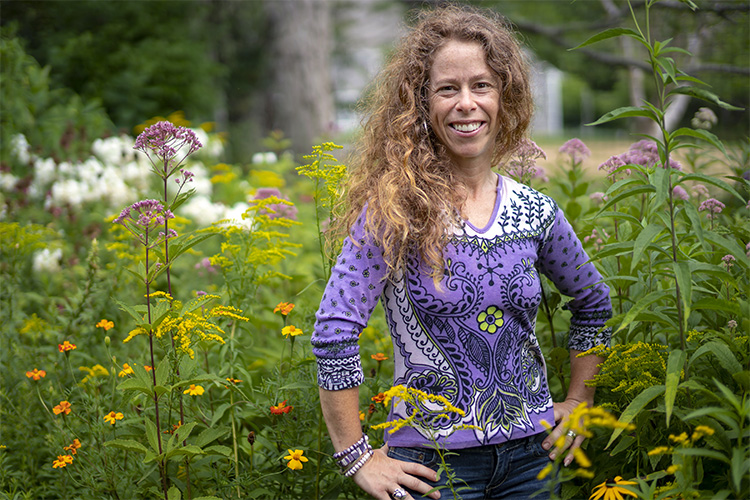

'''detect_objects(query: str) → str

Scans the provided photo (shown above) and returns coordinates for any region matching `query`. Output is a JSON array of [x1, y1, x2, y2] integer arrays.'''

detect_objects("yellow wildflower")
[[183, 384, 205, 396], [118, 363, 134, 377], [282, 325, 303, 338], [284, 449, 309, 470], [648, 446, 672, 456], [590, 476, 638, 500], [52, 454, 74, 468], [536, 463, 554, 480], [573, 447, 591, 468], [669, 432, 689, 445], [666, 465, 680, 475], [103, 411, 124, 425], [96, 319, 114, 331]]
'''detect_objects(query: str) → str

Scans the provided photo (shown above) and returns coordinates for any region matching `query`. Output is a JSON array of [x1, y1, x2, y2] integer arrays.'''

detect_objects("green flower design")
[[477, 306, 504, 334]]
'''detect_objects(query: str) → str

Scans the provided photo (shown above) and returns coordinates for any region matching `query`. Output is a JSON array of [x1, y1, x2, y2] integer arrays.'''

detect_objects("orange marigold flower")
[[118, 363, 134, 377], [273, 302, 295, 316], [226, 377, 242, 384], [58, 341, 77, 352], [26, 368, 47, 380], [281, 325, 303, 338], [96, 319, 114, 331], [183, 384, 205, 396], [52, 454, 74, 468], [270, 400, 293, 415], [53, 401, 71, 415], [64, 439, 82, 455], [144, 365, 153, 372], [371, 392, 386, 404], [103, 411, 124, 425], [371, 353, 389, 361], [359, 411, 366, 421]]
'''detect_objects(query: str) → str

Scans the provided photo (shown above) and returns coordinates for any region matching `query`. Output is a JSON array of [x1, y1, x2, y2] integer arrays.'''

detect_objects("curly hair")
[[331, 4, 533, 282]]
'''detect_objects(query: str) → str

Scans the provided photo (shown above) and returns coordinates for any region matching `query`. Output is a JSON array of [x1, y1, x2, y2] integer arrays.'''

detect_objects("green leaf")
[[145, 418, 160, 454], [167, 444, 204, 459], [170, 188, 196, 212], [571, 27, 645, 50], [595, 185, 657, 217], [682, 202, 707, 251], [204, 445, 232, 457], [167, 486, 181, 500], [607, 385, 666, 448], [675, 172, 746, 203], [704, 233, 750, 270], [665, 349, 686, 426], [668, 128, 726, 155], [630, 223, 663, 273], [593, 211, 643, 227], [115, 298, 145, 323], [614, 290, 670, 334], [117, 377, 152, 396], [672, 261, 692, 331], [194, 427, 229, 448], [668, 86, 744, 111], [689, 297, 739, 315], [673, 447, 729, 464], [209, 403, 231, 427], [587, 106, 659, 127], [690, 341, 742, 375], [104, 438, 149, 454]]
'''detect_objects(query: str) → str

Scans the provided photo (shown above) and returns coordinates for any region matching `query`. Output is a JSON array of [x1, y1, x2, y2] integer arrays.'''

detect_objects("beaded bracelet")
[[333, 434, 368, 460], [335, 435, 371, 469], [343, 448, 374, 477]]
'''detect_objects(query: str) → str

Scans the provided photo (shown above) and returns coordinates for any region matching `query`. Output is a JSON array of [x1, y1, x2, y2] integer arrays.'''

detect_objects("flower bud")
[[247, 431, 256, 446], [105, 336, 111, 346]]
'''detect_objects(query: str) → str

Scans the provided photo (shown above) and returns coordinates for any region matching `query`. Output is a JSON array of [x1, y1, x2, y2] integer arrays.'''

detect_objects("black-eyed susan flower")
[[589, 476, 638, 500], [26, 368, 46, 380], [52, 454, 73, 468], [96, 319, 114, 331], [183, 384, 204, 396], [104, 411, 124, 425], [53, 401, 71, 415], [58, 341, 76, 352], [281, 325, 303, 338], [283, 449, 308, 470]]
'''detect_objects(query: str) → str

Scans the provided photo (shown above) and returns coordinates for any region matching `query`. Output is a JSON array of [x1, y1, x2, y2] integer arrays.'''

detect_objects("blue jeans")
[[386, 432, 559, 500]]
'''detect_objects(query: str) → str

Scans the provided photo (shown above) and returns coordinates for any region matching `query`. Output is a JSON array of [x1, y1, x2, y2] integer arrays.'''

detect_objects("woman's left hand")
[[541, 399, 586, 467]]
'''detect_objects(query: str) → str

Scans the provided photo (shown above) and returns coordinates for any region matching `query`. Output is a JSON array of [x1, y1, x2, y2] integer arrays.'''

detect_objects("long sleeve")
[[312, 211, 388, 391], [536, 208, 612, 351]]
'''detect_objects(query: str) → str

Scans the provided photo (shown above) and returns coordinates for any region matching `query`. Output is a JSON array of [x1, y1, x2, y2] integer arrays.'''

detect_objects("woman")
[[311, 5, 612, 500]]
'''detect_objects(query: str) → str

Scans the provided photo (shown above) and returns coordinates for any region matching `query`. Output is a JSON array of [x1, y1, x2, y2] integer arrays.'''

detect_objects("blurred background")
[[1, 0, 748, 164]]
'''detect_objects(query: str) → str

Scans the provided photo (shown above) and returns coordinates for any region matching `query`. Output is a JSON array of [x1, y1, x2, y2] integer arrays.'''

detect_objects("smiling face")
[[428, 39, 501, 172]]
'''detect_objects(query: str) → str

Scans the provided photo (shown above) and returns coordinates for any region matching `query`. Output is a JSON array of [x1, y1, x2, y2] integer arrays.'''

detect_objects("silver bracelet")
[[343, 448, 373, 477]]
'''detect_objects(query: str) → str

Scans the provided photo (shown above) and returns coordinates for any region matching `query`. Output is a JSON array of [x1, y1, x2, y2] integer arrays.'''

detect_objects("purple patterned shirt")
[[312, 175, 612, 449]]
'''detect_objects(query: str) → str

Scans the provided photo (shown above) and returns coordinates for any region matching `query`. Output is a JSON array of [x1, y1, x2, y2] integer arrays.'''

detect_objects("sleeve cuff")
[[316, 354, 365, 391]]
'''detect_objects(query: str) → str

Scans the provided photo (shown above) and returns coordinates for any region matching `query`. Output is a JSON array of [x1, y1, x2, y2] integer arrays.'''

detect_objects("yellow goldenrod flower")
[[282, 325, 303, 338], [669, 432, 689, 445], [691, 425, 715, 441], [666, 465, 680, 475], [96, 319, 114, 331], [648, 446, 672, 456], [589, 476, 638, 500], [283, 449, 309, 470], [183, 384, 205, 396], [103, 411, 124, 425], [536, 463, 554, 480], [52, 454, 74, 468], [573, 447, 591, 468]]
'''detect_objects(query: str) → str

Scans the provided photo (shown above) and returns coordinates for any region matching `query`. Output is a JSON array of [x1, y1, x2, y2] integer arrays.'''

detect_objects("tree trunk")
[[265, 0, 335, 155]]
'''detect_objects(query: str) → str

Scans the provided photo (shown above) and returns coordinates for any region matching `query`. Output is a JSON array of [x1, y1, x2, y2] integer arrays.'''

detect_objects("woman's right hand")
[[352, 445, 441, 500]]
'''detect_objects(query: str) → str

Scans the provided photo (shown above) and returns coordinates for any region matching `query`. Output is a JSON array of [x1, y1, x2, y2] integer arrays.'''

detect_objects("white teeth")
[[452, 122, 481, 132]]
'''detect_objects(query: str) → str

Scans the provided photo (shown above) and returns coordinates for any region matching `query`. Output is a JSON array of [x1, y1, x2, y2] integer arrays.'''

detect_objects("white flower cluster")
[[4, 130, 257, 231]]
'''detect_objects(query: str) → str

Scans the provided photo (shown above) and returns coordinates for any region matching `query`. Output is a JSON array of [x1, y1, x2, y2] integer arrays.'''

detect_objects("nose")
[[455, 87, 477, 112]]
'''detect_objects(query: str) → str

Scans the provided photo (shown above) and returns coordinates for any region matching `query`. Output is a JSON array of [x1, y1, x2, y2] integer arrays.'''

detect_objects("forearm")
[[319, 386, 365, 451], [566, 350, 603, 407]]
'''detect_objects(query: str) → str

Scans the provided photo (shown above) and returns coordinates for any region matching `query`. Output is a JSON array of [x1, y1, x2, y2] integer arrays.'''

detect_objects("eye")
[[433, 84, 457, 95], [475, 81, 493, 90]]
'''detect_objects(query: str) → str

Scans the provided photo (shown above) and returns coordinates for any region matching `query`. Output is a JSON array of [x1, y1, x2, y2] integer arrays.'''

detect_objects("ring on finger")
[[391, 487, 407, 500], [566, 430, 577, 438]]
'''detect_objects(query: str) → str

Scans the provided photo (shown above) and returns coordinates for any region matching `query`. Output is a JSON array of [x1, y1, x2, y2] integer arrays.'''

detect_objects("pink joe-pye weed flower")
[[253, 187, 298, 221], [698, 198, 725, 220], [506, 139, 547, 185], [559, 138, 591, 165], [598, 155, 630, 182], [113, 199, 177, 247], [672, 185, 690, 201], [133, 121, 202, 178]]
